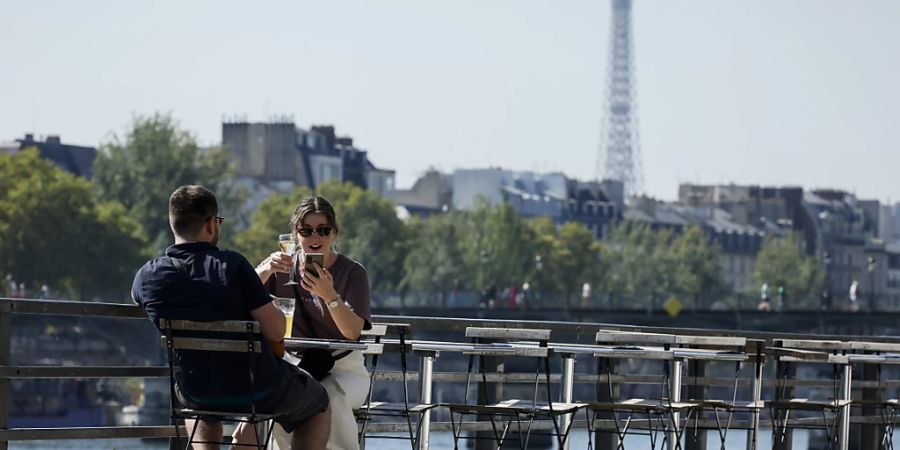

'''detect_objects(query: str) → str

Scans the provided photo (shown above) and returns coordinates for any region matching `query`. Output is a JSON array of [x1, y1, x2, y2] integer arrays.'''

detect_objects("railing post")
[[417, 351, 435, 450], [595, 357, 619, 449], [560, 353, 576, 450], [860, 363, 882, 450], [668, 358, 683, 450], [0, 304, 10, 450], [475, 354, 503, 450], [746, 342, 764, 450], [838, 362, 852, 450], [684, 360, 707, 450], [773, 358, 796, 450]]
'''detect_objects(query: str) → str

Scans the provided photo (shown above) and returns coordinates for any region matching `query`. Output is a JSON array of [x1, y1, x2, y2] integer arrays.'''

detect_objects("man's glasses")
[[297, 226, 332, 238], [208, 215, 225, 225]]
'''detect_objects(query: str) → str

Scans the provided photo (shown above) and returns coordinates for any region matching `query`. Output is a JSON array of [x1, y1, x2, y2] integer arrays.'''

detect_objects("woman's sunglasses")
[[297, 226, 333, 238]]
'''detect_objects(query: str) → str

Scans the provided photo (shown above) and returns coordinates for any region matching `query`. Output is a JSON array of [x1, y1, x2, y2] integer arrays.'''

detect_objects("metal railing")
[[3, 298, 900, 449]]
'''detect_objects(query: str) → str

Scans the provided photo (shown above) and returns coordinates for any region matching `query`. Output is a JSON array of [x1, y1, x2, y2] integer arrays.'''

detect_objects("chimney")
[[46, 135, 61, 145]]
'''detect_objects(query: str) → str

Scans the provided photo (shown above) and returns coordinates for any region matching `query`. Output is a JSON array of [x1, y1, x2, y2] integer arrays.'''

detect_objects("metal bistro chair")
[[161, 319, 278, 450], [846, 341, 900, 450], [768, 339, 853, 450], [674, 336, 759, 450], [442, 327, 584, 450], [356, 323, 435, 450], [589, 330, 697, 450]]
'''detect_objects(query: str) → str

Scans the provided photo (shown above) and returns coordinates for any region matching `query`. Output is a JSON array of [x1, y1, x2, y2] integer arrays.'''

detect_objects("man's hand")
[[255, 252, 293, 282], [269, 338, 285, 358]]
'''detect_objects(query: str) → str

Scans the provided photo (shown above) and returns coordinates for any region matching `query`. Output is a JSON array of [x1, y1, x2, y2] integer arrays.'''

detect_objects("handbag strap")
[[290, 284, 321, 338], [289, 284, 354, 361]]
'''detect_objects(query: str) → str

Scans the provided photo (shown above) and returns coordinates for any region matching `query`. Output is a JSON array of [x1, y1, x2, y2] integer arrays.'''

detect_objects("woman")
[[255, 195, 372, 450]]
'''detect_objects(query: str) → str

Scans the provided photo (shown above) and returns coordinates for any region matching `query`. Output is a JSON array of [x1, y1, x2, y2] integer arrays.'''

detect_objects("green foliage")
[[752, 232, 823, 308], [93, 113, 241, 254], [601, 222, 724, 309], [0, 148, 147, 299], [459, 201, 536, 297], [400, 212, 468, 304], [232, 181, 406, 293], [603, 222, 670, 306], [553, 222, 606, 303], [317, 181, 407, 293], [233, 187, 312, 264], [670, 225, 725, 307]]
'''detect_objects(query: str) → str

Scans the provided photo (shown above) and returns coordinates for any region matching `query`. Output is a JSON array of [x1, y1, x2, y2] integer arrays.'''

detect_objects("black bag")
[[290, 285, 346, 381], [297, 347, 335, 381]]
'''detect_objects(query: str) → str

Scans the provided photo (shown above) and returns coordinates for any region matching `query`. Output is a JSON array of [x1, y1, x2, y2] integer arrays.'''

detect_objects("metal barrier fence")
[[3, 298, 900, 449]]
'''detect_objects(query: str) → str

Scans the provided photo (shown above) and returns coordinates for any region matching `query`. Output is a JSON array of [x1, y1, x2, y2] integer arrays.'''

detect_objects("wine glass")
[[278, 234, 299, 286]]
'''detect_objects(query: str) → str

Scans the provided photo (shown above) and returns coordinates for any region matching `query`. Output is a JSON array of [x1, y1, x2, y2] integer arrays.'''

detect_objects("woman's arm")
[[255, 252, 293, 283], [300, 263, 367, 340]]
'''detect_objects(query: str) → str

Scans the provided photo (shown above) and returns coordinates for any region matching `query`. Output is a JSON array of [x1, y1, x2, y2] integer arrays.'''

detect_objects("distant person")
[[7, 278, 17, 298], [820, 289, 832, 311], [508, 284, 518, 310], [482, 283, 497, 309], [776, 285, 786, 311], [581, 282, 592, 308], [849, 280, 860, 312], [449, 278, 460, 308], [40, 284, 49, 300], [521, 282, 531, 309], [758, 283, 771, 311], [131, 185, 330, 450]]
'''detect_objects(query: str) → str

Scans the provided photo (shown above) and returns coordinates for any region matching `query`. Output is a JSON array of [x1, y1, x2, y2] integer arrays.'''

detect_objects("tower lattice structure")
[[598, 0, 642, 197]]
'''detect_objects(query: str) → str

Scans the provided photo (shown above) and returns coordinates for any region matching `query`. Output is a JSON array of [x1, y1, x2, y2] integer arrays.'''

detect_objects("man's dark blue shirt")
[[132, 242, 281, 406]]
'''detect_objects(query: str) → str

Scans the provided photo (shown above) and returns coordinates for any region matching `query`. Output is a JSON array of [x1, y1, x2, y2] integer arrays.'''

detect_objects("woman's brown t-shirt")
[[266, 253, 371, 340]]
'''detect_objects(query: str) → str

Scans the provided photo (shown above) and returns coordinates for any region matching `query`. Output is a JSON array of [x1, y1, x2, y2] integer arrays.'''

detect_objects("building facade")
[[13, 134, 97, 179], [449, 168, 619, 238], [222, 121, 395, 198]]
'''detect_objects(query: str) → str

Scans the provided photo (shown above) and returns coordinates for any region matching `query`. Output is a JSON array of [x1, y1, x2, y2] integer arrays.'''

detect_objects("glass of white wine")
[[278, 234, 299, 286]]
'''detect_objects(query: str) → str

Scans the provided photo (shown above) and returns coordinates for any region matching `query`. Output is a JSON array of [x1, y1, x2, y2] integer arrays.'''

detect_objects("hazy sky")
[[3, 1, 899, 201]]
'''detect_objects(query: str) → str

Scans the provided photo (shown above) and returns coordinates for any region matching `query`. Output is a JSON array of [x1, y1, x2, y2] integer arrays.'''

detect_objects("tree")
[[232, 187, 313, 265], [317, 181, 407, 294], [670, 225, 725, 309], [0, 149, 147, 300], [554, 222, 605, 305], [525, 218, 605, 306], [234, 181, 407, 294], [459, 201, 536, 303], [93, 113, 241, 254], [752, 232, 823, 308], [399, 212, 467, 305], [603, 222, 675, 309]]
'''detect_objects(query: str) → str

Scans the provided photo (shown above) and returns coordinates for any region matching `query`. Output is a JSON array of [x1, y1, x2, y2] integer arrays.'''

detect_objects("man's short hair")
[[169, 185, 218, 237]]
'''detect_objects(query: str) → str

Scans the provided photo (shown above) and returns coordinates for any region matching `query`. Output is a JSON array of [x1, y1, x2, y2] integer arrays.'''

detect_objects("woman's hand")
[[255, 252, 293, 282], [300, 263, 338, 302], [301, 262, 366, 340]]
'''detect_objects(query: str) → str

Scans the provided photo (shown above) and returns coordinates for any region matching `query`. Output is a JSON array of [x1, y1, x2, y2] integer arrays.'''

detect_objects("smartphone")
[[304, 253, 325, 278]]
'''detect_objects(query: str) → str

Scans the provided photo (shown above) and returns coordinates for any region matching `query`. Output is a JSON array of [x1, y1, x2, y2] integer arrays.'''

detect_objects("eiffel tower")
[[597, 0, 643, 197]]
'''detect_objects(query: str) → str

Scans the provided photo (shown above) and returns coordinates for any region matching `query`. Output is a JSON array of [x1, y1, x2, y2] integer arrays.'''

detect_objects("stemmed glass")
[[278, 234, 299, 286]]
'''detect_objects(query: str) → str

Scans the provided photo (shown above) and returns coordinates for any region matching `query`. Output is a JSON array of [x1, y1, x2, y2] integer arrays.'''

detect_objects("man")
[[132, 185, 330, 450]]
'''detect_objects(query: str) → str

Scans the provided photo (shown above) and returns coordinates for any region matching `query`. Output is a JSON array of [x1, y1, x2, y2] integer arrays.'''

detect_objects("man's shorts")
[[259, 362, 330, 433], [175, 361, 329, 434]]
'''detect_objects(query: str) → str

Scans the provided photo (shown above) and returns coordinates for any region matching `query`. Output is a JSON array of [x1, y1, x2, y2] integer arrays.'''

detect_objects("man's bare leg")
[[291, 407, 331, 450], [231, 421, 259, 447], [184, 419, 223, 450]]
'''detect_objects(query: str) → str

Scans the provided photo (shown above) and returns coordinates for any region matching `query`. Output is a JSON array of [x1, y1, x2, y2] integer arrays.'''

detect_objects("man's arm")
[[250, 301, 286, 343]]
